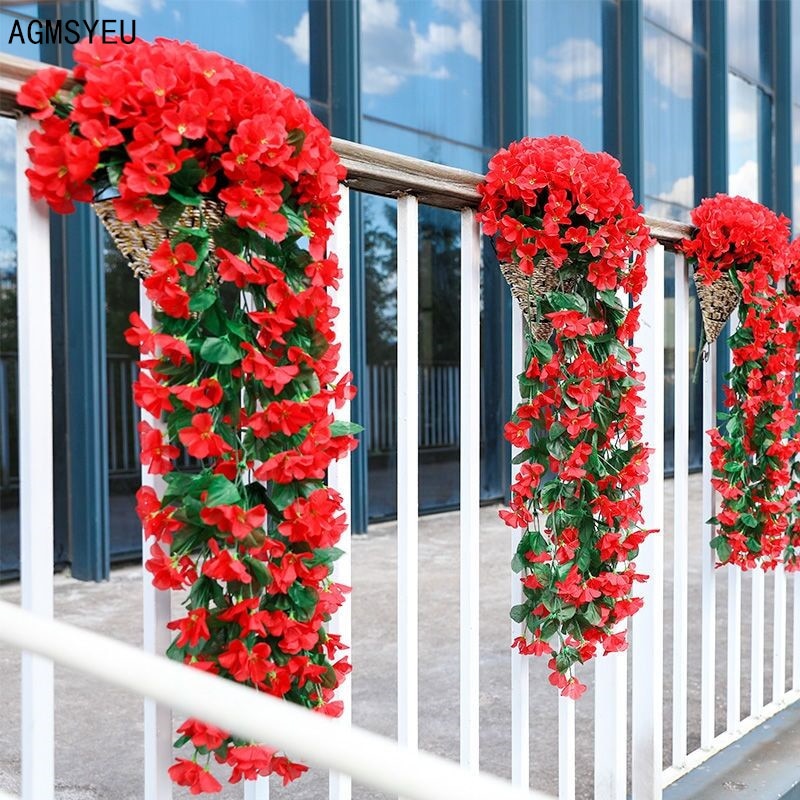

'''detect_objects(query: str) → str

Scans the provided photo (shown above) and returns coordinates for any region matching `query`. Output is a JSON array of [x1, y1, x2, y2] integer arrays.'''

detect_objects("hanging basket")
[[692, 270, 740, 345], [93, 198, 225, 278], [500, 256, 571, 341]]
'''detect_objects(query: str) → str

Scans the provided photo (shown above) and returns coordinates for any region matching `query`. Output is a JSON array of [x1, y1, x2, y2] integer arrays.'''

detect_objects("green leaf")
[[189, 288, 218, 313], [529, 341, 553, 363], [583, 602, 602, 626], [306, 547, 345, 567], [168, 187, 203, 207], [199, 337, 241, 365], [106, 161, 123, 187], [158, 202, 185, 229], [205, 475, 241, 506], [510, 604, 529, 624], [243, 555, 271, 587], [547, 292, 587, 313], [171, 157, 205, 190], [329, 420, 364, 437], [512, 447, 537, 465], [511, 552, 527, 573]]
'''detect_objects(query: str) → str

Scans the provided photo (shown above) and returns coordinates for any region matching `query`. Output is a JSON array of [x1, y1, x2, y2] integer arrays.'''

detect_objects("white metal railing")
[[0, 600, 552, 800], [3, 50, 800, 800]]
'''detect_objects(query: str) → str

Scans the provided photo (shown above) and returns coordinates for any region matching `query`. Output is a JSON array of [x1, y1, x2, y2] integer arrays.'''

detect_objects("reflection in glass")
[[643, 0, 692, 42], [360, 0, 482, 148], [794, 106, 800, 234], [363, 197, 466, 518], [726, 0, 761, 82], [643, 23, 694, 222], [794, 2, 800, 103], [663, 252, 703, 473], [727, 74, 759, 202], [527, 0, 605, 152], [0, 5, 42, 60], [97, 0, 310, 97], [0, 117, 19, 576]]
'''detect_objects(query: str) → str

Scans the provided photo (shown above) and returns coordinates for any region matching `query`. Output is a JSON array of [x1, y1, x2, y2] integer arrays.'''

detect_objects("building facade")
[[0, 0, 798, 579]]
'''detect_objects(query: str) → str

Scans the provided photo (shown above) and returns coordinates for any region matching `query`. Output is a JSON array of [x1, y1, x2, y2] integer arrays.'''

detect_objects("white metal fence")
[[3, 52, 800, 800]]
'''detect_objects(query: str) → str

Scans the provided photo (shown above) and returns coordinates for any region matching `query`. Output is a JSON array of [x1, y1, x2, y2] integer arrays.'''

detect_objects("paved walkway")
[[0, 475, 794, 799]]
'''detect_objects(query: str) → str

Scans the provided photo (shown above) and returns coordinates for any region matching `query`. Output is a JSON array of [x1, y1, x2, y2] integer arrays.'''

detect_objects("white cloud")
[[728, 160, 759, 202], [361, 0, 479, 96], [101, 0, 143, 14], [643, 35, 692, 99], [362, 0, 400, 32], [278, 12, 309, 66], [0, 121, 15, 165], [532, 38, 602, 85], [528, 83, 550, 117], [656, 173, 694, 208], [574, 81, 602, 102], [729, 106, 757, 143]]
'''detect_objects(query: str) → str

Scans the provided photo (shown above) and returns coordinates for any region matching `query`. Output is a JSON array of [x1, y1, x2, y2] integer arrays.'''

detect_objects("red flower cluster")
[[478, 136, 655, 699], [19, 36, 341, 259], [681, 195, 798, 570], [680, 194, 790, 286], [20, 38, 358, 795]]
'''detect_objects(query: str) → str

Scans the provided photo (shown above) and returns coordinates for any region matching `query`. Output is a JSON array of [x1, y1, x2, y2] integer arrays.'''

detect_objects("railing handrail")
[[0, 600, 552, 800], [0, 53, 692, 241]]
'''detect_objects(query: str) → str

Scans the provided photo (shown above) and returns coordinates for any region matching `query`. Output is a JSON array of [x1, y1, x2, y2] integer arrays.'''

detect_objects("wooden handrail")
[[0, 52, 693, 239]]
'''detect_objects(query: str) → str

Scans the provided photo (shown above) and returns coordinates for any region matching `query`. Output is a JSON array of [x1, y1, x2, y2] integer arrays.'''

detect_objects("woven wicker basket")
[[500, 256, 572, 341], [93, 198, 225, 277], [692, 271, 740, 344]]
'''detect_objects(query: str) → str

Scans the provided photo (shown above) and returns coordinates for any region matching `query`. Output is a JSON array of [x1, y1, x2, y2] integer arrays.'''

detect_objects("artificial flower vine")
[[680, 195, 796, 571], [19, 37, 358, 794], [478, 136, 655, 699]]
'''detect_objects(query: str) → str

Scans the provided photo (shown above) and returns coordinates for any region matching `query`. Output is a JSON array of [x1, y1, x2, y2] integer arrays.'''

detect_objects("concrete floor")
[[0, 475, 798, 799]]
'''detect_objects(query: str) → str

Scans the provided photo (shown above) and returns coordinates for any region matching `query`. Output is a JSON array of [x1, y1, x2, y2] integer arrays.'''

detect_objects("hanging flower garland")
[[679, 194, 795, 570], [19, 37, 359, 794], [477, 136, 655, 699], [784, 237, 800, 572]]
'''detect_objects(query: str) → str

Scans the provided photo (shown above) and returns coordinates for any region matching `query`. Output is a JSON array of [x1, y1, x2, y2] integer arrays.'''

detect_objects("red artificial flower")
[[179, 413, 232, 459], [167, 759, 222, 795]]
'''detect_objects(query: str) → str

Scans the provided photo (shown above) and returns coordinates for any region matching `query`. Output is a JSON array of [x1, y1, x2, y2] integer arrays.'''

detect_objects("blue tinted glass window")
[[1, 6, 42, 60], [794, 2, 800, 103], [728, 73, 760, 201], [527, 0, 605, 152], [96, 0, 310, 97], [727, 0, 761, 83], [643, 23, 695, 221], [793, 106, 800, 233], [643, 0, 692, 42], [360, 0, 482, 148]]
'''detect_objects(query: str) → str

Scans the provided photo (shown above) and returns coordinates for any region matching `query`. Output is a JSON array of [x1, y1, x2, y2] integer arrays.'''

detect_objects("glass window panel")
[[643, 0, 692, 43], [362, 197, 463, 518], [360, 0, 482, 148], [0, 116, 20, 576], [643, 24, 694, 222], [727, 73, 760, 201], [96, 0, 310, 97], [526, 0, 605, 152], [794, 1, 800, 103], [362, 116, 487, 171], [793, 105, 800, 233], [726, 0, 761, 83], [1, 7, 41, 60]]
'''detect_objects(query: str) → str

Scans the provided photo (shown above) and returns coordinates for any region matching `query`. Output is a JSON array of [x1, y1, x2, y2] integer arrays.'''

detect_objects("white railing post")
[[16, 114, 55, 800], [140, 287, 174, 800], [632, 243, 665, 800], [397, 194, 420, 755], [772, 563, 787, 702], [671, 252, 690, 768], [559, 697, 576, 800], [509, 301, 529, 789], [725, 326, 741, 734], [328, 184, 353, 800], [700, 331, 718, 748], [793, 574, 800, 691], [594, 635, 626, 800], [459, 208, 481, 772]]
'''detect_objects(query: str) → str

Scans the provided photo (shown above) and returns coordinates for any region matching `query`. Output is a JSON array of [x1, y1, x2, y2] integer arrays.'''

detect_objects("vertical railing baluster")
[[459, 208, 481, 772], [140, 286, 174, 800], [17, 115, 55, 800], [509, 300, 529, 788], [793, 574, 800, 691], [671, 252, 690, 767], [772, 563, 787, 702], [751, 569, 765, 714], [328, 184, 353, 800], [726, 324, 741, 734], [700, 318, 717, 748], [397, 195, 420, 761], [559, 696, 576, 800], [632, 243, 665, 800]]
